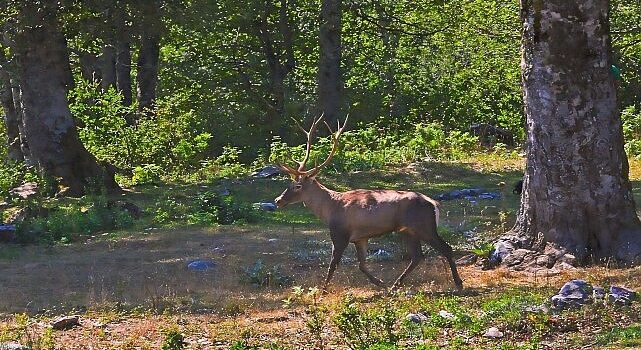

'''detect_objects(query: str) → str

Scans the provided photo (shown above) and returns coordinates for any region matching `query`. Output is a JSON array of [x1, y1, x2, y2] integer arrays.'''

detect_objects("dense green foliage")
[[0, 0, 640, 182]]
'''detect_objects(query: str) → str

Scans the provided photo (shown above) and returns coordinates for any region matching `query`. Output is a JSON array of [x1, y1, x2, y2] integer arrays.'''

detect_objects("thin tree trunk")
[[13, 1, 119, 195], [114, 4, 132, 107], [255, 0, 296, 128], [79, 51, 101, 83], [116, 41, 132, 107], [0, 51, 22, 162], [497, 0, 641, 268], [318, 0, 342, 123], [136, 32, 160, 114], [99, 45, 117, 92]]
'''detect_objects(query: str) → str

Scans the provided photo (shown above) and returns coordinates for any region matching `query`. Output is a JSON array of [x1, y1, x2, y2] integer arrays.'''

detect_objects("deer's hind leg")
[[420, 228, 464, 291], [391, 235, 424, 290], [354, 240, 385, 286]]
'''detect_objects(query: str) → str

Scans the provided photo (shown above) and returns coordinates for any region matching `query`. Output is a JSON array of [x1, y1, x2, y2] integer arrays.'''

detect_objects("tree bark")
[[116, 41, 132, 107], [13, 2, 119, 195], [497, 0, 641, 267], [135, 1, 162, 115], [318, 0, 342, 124], [114, 4, 132, 107], [99, 44, 117, 92], [255, 0, 296, 127], [0, 51, 23, 162]]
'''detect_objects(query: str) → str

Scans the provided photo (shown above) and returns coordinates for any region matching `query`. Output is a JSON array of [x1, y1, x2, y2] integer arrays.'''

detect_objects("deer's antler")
[[307, 115, 348, 177], [278, 114, 348, 178]]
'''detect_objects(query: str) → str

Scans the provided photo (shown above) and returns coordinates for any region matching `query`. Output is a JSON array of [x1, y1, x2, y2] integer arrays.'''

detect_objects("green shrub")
[[132, 164, 164, 185], [334, 295, 400, 350], [622, 105, 641, 157], [596, 325, 641, 346], [161, 328, 185, 350], [17, 195, 136, 243], [243, 259, 293, 287], [269, 122, 479, 174]]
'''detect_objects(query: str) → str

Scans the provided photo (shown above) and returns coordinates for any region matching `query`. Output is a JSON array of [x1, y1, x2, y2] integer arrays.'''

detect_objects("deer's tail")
[[423, 196, 441, 227]]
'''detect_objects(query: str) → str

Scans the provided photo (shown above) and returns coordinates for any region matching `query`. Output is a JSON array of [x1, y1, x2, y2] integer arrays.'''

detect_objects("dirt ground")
[[0, 225, 460, 314], [1, 225, 639, 349]]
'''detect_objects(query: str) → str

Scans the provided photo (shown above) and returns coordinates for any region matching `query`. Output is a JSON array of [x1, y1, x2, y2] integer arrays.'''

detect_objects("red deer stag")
[[274, 116, 463, 291]]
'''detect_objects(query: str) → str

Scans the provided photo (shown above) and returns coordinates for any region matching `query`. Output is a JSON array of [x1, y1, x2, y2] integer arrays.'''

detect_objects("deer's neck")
[[301, 179, 340, 224]]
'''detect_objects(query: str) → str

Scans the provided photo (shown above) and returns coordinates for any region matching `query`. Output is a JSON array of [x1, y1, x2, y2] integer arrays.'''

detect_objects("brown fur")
[[275, 176, 463, 290]]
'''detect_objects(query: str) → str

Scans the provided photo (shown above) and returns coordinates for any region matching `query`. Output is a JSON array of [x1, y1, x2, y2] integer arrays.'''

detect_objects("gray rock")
[[550, 279, 592, 310], [250, 166, 282, 178], [593, 286, 606, 300], [523, 304, 550, 314], [438, 310, 455, 320], [368, 249, 393, 261], [488, 240, 513, 266], [187, 260, 216, 271], [0, 342, 29, 350], [502, 249, 534, 267], [9, 182, 38, 199], [557, 253, 577, 266], [535, 255, 552, 267], [51, 315, 80, 330], [253, 202, 277, 211], [608, 286, 636, 306], [406, 312, 428, 323], [483, 327, 504, 338]]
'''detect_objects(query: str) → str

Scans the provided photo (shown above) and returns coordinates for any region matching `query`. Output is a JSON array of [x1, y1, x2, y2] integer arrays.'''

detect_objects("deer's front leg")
[[355, 239, 384, 286], [323, 231, 349, 291]]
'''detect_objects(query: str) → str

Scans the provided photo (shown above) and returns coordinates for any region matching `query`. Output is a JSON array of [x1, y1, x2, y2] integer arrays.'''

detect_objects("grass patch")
[[597, 324, 641, 347]]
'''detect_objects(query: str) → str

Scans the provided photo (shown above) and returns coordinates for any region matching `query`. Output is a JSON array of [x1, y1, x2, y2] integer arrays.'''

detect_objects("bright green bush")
[[269, 122, 479, 174], [622, 105, 641, 157], [17, 195, 135, 243]]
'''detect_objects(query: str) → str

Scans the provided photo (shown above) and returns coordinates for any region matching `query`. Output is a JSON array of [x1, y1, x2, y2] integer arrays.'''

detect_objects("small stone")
[[502, 249, 533, 267], [253, 202, 277, 211], [456, 254, 478, 266], [51, 315, 80, 330], [250, 165, 282, 178], [557, 253, 576, 266], [608, 286, 636, 306], [9, 182, 38, 199], [187, 260, 216, 271], [550, 279, 592, 310], [535, 255, 552, 267], [438, 310, 455, 320], [368, 249, 393, 261], [0, 342, 29, 350], [593, 286, 606, 300], [553, 261, 576, 271], [406, 313, 428, 323], [484, 327, 504, 338]]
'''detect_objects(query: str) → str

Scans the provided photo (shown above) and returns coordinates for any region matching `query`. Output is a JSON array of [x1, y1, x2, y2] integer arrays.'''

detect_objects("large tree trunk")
[[0, 50, 23, 162], [318, 0, 342, 124], [496, 0, 641, 269], [13, 2, 119, 196]]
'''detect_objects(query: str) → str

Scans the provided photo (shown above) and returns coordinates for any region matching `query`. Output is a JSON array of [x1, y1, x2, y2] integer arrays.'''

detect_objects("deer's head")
[[274, 115, 347, 208]]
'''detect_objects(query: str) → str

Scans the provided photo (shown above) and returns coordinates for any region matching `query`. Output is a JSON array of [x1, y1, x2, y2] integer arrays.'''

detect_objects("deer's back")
[[335, 189, 437, 239]]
